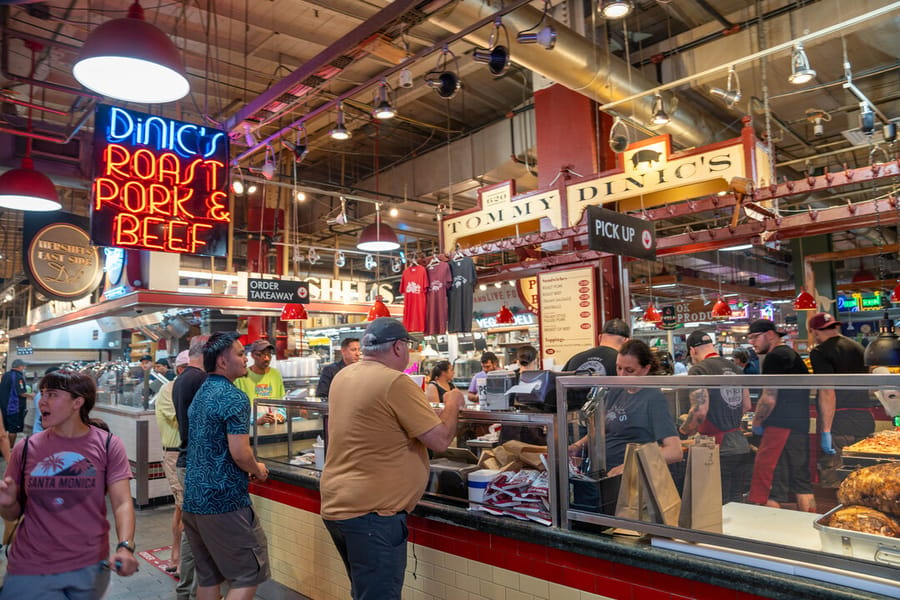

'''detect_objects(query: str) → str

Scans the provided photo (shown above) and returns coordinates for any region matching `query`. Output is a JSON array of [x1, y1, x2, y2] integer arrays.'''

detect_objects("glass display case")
[[252, 398, 329, 472]]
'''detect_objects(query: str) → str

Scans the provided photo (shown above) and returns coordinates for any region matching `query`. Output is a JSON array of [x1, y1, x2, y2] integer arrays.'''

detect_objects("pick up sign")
[[586, 205, 656, 260]]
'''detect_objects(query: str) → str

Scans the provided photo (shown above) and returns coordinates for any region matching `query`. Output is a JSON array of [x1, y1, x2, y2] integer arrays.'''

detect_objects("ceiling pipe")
[[426, 0, 726, 149]]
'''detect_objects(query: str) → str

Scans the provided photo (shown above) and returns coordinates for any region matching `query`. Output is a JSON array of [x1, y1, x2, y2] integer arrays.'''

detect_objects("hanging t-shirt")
[[5, 427, 133, 576], [448, 256, 476, 333], [425, 260, 452, 336], [401, 264, 429, 333]]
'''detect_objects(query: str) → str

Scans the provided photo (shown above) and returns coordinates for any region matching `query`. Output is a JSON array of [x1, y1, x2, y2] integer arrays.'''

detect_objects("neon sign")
[[91, 105, 229, 257]]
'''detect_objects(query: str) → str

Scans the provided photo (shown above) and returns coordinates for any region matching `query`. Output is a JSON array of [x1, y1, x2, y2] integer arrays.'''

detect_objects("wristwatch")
[[116, 540, 136, 553]]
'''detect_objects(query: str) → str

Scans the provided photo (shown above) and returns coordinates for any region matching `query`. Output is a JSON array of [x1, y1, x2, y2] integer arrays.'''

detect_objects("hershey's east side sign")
[[441, 130, 766, 252]]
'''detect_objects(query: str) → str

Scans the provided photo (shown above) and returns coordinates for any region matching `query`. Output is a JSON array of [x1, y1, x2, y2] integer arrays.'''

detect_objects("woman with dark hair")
[[603, 339, 681, 476], [424, 360, 456, 404], [516, 345, 539, 371], [0, 371, 138, 599]]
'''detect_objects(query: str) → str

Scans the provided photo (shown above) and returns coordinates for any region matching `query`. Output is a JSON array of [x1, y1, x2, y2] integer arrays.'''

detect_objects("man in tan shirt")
[[320, 318, 463, 600]]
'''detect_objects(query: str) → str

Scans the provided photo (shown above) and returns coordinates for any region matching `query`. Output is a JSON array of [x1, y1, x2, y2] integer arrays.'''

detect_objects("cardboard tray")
[[814, 505, 900, 565]]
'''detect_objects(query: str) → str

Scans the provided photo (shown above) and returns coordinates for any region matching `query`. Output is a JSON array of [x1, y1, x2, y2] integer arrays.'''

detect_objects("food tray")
[[841, 450, 900, 469], [814, 505, 900, 565]]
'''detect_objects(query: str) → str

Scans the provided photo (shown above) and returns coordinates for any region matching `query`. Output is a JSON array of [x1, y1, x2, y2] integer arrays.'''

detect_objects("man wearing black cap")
[[746, 319, 815, 512], [563, 317, 631, 376], [680, 330, 752, 503], [0, 358, 31, 448], [807, 312, 872, 488], [320, 318, 464, 600]]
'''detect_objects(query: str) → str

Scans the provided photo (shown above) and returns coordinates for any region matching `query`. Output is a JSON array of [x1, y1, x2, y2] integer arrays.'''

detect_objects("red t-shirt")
[[402, 264, 429, 333], [5, 426, 133, 575]]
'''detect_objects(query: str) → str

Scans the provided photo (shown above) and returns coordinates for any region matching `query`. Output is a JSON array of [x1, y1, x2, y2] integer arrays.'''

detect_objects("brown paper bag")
[[614, 443, 650, 526], [678, 442, 723, 532], [635, 442, 682, 527]]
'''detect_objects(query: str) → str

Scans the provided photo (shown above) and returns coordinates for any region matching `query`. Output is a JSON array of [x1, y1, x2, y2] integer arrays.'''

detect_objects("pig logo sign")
[[626, 141, 666, 173]]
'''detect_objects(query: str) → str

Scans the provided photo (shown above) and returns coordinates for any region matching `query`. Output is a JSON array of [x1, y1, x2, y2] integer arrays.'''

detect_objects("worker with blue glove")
[[807, 312, 873, 488]]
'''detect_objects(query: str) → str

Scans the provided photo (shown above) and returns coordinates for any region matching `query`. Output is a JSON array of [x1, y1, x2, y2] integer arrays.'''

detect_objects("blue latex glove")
[[821, 431, 836, 455], [751, 425, 765, 436]]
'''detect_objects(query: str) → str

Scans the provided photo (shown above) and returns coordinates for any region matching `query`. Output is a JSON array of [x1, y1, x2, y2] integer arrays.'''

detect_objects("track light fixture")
[[326, 197, 349, 226], [372, 79, 396, 120], [391, 256, 402, 273], [424, 45, 461, 100], [859, 102, 876, 135], [282, 125, 308, 163], [329, 103, 351, 140], [335, 251, 346, 268], [260, 145, 276, 180], [517, 0, 556, 50], [709, 66, 742, 109], [788, 42, 816, 85], [307, 248, 320, 265], [650, 93, 670, 126], [598, 0, 633, 19], [473, 17, 511, 76], [243, 123, 257, 148], [365, 254, 376, 271], [608, 116, 630, 153]]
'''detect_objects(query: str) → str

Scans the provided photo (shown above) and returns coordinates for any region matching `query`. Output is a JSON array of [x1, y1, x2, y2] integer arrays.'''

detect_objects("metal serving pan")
[[814, 505, 900, 566]]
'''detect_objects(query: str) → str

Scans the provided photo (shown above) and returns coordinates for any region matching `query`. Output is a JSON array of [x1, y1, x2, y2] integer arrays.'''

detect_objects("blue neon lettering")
[[105, 106, 226, 159]]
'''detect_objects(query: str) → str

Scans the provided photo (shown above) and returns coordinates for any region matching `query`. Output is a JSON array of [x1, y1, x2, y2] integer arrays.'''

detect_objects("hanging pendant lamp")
[[642, 303, 662, 323], [0, 157, 61, 211], [890, 282, 900, 303], [496, 305, 515, 324], [73, 1, 189, 103], [793, 288, 817, 310], [711, 298, 732, 319], [357, 204, 400, 251], [281, 303, 308, 321], [367, 295, 391, 321]]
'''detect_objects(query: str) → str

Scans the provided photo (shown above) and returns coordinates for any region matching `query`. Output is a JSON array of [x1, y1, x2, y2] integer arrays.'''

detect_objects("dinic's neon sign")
[[91, 105, 230, 257]]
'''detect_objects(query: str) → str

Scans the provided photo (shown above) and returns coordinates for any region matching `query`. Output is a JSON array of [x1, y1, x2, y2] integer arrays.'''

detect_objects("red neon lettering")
[[190, 223, 213, 253], [105, 144, 130, 178], [158, 153, 180, 186], [114, 213, 140, 246], [141, 216, 166, 250], [204, 160, 225, 190], [181, 158, 201, 186], [173, 187, 196, 219], [207, 191, 229, 221], [148, 184, 170, 215], [167, 220, 190, 252], [94, 177, 120, 210], [122, 181, 147, 213], [132, 148, 156, 180]]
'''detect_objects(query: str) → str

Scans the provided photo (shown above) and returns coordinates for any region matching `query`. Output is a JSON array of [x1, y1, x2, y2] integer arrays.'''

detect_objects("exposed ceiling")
[[0, 0, 897, 320]]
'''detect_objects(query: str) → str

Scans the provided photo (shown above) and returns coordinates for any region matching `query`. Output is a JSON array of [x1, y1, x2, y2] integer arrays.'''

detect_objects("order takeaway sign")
[[90, 105, 230, 257]]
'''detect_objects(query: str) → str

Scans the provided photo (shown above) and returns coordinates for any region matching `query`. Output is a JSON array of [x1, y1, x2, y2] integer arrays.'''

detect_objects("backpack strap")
[[18, 435, 29, 512]]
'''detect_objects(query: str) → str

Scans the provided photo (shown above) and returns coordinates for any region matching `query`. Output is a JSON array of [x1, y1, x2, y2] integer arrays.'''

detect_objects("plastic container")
[[313, 439, 325, 470], [468, 469, 499, 509]]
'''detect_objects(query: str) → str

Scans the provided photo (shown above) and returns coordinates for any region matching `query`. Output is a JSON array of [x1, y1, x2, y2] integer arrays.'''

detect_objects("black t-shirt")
[[604, 387, 678, 469], [688, 355, 745, 432], [315, 359, 346, 398], [173, 365, 209, 467], [563, 345, 618, 376], [809, 335, 871, 408], [760, 345, 810, 432], [448, 256, 476, 333]]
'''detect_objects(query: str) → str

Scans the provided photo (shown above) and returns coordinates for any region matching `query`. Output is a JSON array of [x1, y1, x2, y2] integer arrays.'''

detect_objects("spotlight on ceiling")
[[282, 125, 308, 163], [389, 206, 399, 218], [329, 103, 351, 140], [260, 145, 276, 180], [391, 256, 402, 273], [424, 45, 461, 100], [72, 1, 189, 103], [335, 251, 346, 268], [307, 248, 320, 265], [788, 42, 816, 85], [598, 0, 633, 19], [243, 123, 257, 148], [516, 0, 556, 50], [247, 182, 258, 195], [473, 17, 511, 76], [231, 167, 245, 195], [859, 102, 876, 135], [295, 190, 306, 202], [372, 80, 396, 120], [608, 116, 630, 153], [364, 254, 376, 271], [650, 93, 670, 126], [709, 66, 741, 108]]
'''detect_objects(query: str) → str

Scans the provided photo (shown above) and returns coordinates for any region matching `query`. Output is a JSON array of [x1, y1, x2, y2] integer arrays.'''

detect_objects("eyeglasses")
[[391, 339, 418, 351]]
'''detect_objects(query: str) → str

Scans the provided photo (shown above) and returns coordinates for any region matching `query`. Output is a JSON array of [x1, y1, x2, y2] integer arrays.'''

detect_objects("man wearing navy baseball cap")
[[746, 319, 815, 512], [807, 312, 871, 487]]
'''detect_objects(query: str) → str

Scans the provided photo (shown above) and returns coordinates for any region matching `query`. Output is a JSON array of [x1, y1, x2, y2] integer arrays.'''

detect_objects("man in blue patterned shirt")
[[182, 332, 270, 600]]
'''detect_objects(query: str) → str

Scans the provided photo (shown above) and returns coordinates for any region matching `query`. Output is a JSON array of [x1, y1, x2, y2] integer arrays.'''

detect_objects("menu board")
[[538, 266, 598, 368]]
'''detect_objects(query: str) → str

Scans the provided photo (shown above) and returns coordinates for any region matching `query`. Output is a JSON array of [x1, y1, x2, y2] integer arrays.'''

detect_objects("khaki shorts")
[[182, 506, 270, 589], [162, 450, 184, 508]]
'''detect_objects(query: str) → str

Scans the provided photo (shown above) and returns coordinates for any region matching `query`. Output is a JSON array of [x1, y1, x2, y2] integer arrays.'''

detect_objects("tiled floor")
[[1, 500, 310, 600]]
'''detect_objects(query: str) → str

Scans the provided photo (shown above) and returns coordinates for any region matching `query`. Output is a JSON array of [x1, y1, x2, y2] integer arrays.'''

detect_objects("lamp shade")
[[864, 314, 900, 369], [72, 1, 189, 103], [793, 288, 817, 310], [891, 282, 900, 303], [642, 303, 662, 323], [711, 298, 733, 319], [496, 305, 515, 324], [280, 303, 308, 321], [357, 222, 400, 251], [367, 296, 391, 321], [0, 158, 61, 211]]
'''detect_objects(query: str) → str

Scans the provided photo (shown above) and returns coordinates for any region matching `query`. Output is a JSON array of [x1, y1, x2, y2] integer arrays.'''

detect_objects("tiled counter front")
[[251, 475, 878, 600]]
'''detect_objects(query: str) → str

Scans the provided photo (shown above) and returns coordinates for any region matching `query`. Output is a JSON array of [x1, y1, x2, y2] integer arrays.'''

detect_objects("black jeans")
[[323, 512, 408, 600]]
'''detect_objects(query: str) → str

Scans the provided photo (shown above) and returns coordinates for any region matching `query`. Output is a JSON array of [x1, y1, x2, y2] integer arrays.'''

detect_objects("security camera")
[[609, 135, 628, 153]]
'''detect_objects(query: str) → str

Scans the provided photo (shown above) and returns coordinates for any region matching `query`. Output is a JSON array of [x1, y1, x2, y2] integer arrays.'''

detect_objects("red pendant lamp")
[[73, 1, 189, 103], [367, 295, 391, 320], [711, 298, 733, 319], [793, 288, 817, 310], [281, 303, 308, 321], [642, 303, 662, 323], [496, 305, 515, 324], [891, 282, 900, 303]]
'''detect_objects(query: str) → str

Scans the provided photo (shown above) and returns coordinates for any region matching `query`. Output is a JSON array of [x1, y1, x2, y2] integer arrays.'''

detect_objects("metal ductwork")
[[427, 0, 729, 149]]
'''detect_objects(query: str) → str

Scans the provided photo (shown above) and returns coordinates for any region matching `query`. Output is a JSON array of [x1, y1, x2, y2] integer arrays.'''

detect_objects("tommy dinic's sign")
[[441, 128, 769, 254]]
